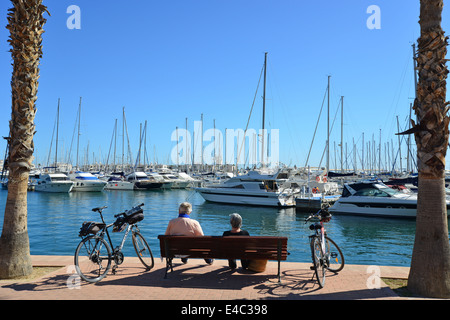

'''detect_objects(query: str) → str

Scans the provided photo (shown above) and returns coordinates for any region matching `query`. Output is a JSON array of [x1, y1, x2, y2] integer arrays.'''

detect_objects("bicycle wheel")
[[74, 235, 112, 283], [132, 231, 154, 270], [310, 236, 326, 288], [324, 236, 345, 272]]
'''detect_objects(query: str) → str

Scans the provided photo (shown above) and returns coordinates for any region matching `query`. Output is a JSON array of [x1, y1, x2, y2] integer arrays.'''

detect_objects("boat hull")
[[133, 181, 164, 190], [34, 182, 74, 193], [195, 188, 295, 207], [71, 181, 106, 192], [330, 198, 450, 218], [104, 181, 134, 190]]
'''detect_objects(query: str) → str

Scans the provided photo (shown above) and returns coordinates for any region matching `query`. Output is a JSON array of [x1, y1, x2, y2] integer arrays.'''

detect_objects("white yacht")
[[282, 173, 341, 211], [103, 173, 134, 190], [329, 181, 450, 218], [68, 171, 107, 192], [194, 170, 296, 207], [146, 172, 173, 189], [126, 172, 164, 190], [34, 173, 74, 193], [159, 172, 191, 189]]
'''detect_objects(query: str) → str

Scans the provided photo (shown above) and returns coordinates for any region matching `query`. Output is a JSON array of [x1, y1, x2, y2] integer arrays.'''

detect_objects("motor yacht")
[[68, 171, 107, 192], [126, 171, 164, 190], [146, 172, 173, 189], [103, 173, 135, 190], [159, 172, 191, 189], [329, 180, 450, 218], [33, 173, 74, 193], [194, 170, 296, 207]]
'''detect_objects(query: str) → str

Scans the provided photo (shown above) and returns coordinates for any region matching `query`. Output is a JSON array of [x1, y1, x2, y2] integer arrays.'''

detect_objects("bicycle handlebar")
[[114, 203, 145, 218], [305, 208, 332, 224]]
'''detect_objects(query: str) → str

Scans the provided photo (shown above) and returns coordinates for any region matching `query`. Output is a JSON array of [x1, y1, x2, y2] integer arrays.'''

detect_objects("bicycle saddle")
[[92, 206, 107, 212]]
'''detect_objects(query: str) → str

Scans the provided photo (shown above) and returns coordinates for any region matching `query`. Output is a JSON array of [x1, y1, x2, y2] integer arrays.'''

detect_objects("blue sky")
[[0, 1, 449, 171]]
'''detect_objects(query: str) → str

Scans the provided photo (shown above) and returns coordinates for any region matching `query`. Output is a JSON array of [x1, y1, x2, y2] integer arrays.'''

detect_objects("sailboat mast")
[[327, 76, 331, 174], [55, 98, 60, 171], [261, 52, 267, 167], [76, 97, 82, 170]]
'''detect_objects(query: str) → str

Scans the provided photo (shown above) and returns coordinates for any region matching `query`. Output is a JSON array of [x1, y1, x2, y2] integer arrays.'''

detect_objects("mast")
[[55, 98, 60, 171], [76, 97, 82, 170], [340, 96, 344, 173], [122, 107, 125, 171], [326, 76, 331, 174], [261, 52, 267, 167]]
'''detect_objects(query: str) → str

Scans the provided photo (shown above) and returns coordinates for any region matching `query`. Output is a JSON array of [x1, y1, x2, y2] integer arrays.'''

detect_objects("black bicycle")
[[74, 203, 154, 283], [305, 206, 344, 288]]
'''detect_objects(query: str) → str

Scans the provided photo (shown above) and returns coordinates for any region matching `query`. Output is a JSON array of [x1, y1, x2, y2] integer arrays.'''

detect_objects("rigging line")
[[238, 64, 264, 165], [67, 106, 80, 164], [46, 113, 57, 167], [267, 59, 301, 164], [318, 97, 342, 169], [305, 85, 328, 167]]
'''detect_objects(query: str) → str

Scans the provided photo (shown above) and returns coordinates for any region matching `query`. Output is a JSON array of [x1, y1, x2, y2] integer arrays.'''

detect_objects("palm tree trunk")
[[408, 0, 450, 298], [0, 0, 48, 279]]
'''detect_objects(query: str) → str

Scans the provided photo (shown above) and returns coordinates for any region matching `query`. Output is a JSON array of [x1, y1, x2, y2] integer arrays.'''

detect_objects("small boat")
[[104, 173, 134, 190], [33, 173, 74, 193], [68, 171, 107, 192], [329, 180, 450, 218]]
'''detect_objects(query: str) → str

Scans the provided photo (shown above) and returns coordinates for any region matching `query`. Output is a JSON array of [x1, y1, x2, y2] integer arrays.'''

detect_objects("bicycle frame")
[[98, 221, 137, 254], [90, 209, 138, 256]]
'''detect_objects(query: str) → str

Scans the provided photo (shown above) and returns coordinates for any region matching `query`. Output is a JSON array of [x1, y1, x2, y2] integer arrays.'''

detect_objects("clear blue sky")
[[0, 1, 449, 170]]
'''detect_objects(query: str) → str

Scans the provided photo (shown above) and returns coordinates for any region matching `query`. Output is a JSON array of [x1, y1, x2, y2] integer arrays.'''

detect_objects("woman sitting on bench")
[[222, 213, 250, 270]]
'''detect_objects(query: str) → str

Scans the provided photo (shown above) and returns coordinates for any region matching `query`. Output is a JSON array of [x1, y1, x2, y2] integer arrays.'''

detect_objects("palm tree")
[[0, 0, 48, 279], [407, 0, 450, 298]]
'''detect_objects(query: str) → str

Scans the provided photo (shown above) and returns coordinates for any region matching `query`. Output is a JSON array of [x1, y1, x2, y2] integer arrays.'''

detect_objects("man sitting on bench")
[[164, 202, 213, 265]]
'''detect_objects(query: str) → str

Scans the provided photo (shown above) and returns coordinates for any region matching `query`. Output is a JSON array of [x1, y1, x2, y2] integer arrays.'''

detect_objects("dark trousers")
[[228, 259, 249, 269], [181, 258, 213, 264]]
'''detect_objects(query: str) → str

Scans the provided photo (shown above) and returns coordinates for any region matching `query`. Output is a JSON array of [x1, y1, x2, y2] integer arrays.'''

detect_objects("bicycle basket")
[[113, 217, 128, 232], [125, 208, 144, 225], [79, 221, 105, 237]]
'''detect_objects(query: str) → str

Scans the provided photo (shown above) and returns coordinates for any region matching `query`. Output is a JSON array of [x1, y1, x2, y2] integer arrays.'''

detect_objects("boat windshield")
[[375, 184, 400, 196]]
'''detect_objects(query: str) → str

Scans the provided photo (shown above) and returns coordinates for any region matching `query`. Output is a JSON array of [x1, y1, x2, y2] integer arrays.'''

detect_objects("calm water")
[[0, 188, 444, 267]]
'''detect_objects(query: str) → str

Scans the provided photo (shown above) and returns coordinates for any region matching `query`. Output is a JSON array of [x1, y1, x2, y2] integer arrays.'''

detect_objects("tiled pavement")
[[0, 255, 414, 301]]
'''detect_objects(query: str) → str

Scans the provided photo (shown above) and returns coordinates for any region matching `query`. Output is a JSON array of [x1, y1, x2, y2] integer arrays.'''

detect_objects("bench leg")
[[277, 259, 281, 283], [164, 258, 173, 279]]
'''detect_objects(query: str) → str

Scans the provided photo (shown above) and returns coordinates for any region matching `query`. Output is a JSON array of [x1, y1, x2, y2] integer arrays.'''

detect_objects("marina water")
[[1, 188, 445, 267]]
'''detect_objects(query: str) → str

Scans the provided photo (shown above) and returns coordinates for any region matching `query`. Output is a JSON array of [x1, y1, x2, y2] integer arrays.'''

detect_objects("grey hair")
[[229, 213, 242, 229], [179, 202, 192, 214]]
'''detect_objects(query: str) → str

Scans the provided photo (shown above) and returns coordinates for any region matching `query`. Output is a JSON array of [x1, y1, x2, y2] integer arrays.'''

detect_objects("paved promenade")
[[0, 255, 415, 302]]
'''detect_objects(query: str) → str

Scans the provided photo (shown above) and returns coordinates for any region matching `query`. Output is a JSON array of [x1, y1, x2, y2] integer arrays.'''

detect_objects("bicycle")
[[305, 205, 344, 288], [74, 203, 154, 283]]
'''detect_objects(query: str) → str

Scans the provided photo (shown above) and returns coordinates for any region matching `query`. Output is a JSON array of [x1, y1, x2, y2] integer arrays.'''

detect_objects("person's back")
[[164, 202, 212, 265], [165, 215, 203, 236], [222, 213, 250, 270]]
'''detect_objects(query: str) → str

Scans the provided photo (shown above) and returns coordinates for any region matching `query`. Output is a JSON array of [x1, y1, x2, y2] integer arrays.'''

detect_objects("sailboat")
[[67, 98, 106, 192], [34, 99, 74, 193], [195, 53, 296, 207]]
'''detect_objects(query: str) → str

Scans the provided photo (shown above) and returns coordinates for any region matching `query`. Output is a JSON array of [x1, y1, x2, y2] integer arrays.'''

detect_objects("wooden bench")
[[158, 235, 288, 282]]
